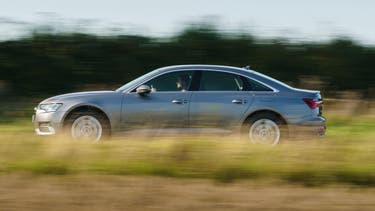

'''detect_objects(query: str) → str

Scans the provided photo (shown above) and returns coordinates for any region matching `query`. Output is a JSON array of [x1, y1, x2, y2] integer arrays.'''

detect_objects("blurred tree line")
[[0, 25, 374, 99]]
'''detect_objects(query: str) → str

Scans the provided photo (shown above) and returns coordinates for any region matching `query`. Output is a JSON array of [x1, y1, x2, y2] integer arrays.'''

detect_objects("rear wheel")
[[64, 111, 110, 141], [242, 113, 287, 145]]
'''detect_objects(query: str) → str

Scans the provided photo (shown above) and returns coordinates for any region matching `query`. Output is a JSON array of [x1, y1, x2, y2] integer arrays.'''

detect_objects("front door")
[[121, 71, 194, 131]]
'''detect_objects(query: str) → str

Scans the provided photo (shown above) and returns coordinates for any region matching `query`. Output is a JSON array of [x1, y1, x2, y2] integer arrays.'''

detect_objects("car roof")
[[156, 64, 246, 73]]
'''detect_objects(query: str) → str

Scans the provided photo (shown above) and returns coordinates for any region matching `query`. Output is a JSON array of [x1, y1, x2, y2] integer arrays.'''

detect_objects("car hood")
[[41, 91, 116, 103]]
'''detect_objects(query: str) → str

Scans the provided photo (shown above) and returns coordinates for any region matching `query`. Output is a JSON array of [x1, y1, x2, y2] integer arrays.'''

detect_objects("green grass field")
[[1, 105, 375, 187]]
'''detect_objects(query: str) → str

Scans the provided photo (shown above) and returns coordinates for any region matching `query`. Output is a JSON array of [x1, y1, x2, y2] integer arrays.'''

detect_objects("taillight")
[[303, 98, 323, 109]]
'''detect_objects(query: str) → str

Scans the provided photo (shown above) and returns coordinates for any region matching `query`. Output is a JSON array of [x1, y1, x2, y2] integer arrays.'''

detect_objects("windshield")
[[116, 69, 159, 92]]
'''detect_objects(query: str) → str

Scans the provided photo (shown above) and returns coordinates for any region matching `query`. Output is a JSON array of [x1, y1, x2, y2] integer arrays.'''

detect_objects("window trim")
[[123, 68, 278, 94], [129, 70, 197, 93]]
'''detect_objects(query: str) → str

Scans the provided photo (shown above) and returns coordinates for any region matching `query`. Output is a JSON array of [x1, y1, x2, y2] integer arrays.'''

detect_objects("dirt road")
[[0, 175, 374, 211]]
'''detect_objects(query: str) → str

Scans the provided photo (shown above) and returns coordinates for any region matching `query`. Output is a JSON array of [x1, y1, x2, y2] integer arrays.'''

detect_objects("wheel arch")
[[242, 109, 288, 126], [62, 104, 112, 130]]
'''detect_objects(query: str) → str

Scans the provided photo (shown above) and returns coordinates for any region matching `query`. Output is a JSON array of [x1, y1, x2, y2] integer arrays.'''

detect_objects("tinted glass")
[[199, 71, 244, 91], [145, 71, 194, 92], [245, 78, 273, 91]]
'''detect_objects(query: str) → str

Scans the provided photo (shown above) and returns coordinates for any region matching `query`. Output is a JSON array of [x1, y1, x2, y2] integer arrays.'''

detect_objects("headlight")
[[38, 103, 63, 112]]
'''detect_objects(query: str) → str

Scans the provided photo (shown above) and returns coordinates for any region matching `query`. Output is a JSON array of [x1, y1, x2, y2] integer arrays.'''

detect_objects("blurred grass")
[[0, 110, 375, 187]]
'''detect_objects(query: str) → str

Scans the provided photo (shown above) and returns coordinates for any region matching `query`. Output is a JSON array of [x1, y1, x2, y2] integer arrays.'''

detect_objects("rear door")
[[189, 70, 253, 131]]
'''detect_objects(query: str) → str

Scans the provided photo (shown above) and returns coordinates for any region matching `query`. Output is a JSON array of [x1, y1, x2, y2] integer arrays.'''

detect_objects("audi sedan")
[[33, 65, 326, 145]]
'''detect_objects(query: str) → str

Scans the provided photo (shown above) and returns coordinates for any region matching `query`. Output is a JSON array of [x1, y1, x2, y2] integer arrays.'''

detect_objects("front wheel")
[[64, 111, 110, 141], [242, 113, 287, 145]]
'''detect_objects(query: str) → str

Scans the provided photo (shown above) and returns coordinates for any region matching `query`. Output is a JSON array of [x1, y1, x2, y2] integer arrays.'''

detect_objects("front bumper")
[[33, 110, 65, 135]]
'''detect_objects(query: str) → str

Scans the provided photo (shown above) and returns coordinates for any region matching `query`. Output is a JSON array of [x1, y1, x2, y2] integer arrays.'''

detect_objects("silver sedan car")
[[33, 65, 325, 144]]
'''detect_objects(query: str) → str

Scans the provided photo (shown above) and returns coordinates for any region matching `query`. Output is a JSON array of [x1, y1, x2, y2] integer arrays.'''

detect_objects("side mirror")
[[136, 85, 151, 95]]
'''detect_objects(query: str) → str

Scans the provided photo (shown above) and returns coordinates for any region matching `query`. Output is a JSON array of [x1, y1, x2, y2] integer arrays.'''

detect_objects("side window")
[[199, 71, 244, 91], [245, 78, 273, 91], [145, 71, 194, 92]]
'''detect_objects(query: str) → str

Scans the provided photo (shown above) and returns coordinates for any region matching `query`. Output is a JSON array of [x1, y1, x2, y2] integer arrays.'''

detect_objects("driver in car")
[[176, 74, 190, 92]]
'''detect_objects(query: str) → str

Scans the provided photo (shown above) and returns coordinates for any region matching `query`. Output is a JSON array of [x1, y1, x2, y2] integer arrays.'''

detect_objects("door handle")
[[172, 99, 183, 104], [172, 99, 188, 104], [232, 99, 246, 104]]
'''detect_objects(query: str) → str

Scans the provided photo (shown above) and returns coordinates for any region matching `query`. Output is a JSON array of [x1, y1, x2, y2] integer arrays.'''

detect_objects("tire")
[[64, 110, 110, 141], [242, 112, 287, 145]]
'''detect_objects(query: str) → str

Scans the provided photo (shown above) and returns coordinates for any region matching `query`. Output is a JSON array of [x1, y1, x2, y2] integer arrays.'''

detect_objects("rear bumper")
[[289, 116, 326, 138]]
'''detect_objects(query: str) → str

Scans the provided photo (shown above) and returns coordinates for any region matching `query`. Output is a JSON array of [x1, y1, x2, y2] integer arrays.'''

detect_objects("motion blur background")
[[1, 0, 374, 100], [1, 0, 375, 210]]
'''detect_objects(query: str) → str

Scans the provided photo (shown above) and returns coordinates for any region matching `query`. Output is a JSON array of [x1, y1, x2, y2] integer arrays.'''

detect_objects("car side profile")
[[33, 65, 325, 145]]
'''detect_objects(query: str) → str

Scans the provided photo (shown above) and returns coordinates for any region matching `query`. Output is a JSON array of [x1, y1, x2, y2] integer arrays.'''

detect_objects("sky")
[[0, 0, 374, 44]]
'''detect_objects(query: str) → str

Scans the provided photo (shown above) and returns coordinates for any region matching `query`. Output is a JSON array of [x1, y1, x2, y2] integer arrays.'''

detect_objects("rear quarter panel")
[[242, 91, 316, 125]]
